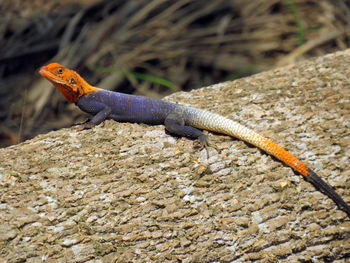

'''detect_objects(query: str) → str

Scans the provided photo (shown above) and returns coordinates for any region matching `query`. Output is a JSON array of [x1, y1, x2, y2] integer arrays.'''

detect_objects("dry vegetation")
[[1, 0, 350, 147]]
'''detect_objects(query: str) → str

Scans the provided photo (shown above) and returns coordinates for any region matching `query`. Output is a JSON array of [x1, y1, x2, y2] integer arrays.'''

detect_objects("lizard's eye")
[[58, 68, 63, 74], [70, 78, 76, 85]]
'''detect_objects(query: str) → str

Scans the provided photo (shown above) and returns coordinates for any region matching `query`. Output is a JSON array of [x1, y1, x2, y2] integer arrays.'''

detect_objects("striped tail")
[[187, 107, 350, 217]]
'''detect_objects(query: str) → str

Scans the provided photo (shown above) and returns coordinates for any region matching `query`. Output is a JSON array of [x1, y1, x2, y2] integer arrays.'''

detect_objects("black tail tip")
[[306, 168, 350, 218]]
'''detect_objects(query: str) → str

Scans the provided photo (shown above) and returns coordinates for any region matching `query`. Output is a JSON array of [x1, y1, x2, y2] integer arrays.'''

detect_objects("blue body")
[[76, 89, 194, 124]]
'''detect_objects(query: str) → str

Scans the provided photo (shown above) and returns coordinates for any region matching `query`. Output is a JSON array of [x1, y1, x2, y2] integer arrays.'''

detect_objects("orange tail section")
[[260, 137, 308, 176]]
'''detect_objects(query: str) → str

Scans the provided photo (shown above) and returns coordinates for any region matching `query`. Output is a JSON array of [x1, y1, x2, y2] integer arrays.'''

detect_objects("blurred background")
[[1, 0, 350, 147]]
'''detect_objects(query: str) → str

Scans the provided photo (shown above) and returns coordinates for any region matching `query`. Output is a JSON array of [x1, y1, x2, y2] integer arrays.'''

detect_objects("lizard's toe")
[[199, 134, 209, 148], [73, 122, 95, 131], [72, 118, 91, 126]]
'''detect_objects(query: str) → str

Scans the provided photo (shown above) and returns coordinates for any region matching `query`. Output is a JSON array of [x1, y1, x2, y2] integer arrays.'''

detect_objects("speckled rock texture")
[[1, 50, 350, 262]]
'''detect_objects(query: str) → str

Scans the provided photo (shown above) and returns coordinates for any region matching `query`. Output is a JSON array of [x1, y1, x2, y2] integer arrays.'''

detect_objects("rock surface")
[[1, 50, 350, 262]]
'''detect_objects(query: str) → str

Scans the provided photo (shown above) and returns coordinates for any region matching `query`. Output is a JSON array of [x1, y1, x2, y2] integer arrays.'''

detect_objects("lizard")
[[39, 62, 350, 218]]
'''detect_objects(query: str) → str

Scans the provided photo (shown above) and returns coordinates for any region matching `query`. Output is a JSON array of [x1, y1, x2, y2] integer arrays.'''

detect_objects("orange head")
[[39, 63, 99, 103]]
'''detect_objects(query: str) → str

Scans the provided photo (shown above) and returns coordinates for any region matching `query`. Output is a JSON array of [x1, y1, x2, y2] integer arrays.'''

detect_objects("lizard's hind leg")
[[165, 113, 209, 148]]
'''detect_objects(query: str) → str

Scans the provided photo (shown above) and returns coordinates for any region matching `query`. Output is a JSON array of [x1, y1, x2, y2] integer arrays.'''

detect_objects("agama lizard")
[[39, 62, 350, 218]]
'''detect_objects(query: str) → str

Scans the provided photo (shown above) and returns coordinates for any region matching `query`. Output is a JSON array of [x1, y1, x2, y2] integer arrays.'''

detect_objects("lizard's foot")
[[199, 134, 209, 148], [73, 122, 96, 131], [198, 134, 211, 158], [72, 118, 91, 126], [198, 134, 220, 158]]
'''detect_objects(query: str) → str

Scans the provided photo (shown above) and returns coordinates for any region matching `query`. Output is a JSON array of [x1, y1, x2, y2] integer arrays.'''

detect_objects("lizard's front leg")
[[164, 112, 209, 147], [75, 97, 112, 130], [79, 106, 112, 129]]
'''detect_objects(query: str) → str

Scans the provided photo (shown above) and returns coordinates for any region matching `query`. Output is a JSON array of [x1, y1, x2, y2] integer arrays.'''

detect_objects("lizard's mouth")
[[39, 67, 66, 85], [39, 66, 78, 103]]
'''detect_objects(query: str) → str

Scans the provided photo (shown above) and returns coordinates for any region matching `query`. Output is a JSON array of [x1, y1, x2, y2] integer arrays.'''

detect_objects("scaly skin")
[[39, 62, 350, 218]]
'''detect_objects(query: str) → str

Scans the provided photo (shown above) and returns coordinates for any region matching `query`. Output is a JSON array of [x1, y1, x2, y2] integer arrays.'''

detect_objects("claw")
[[73, 122, 96, 131], [198, 134, 210, 158], [72, 118, 91, 126]]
